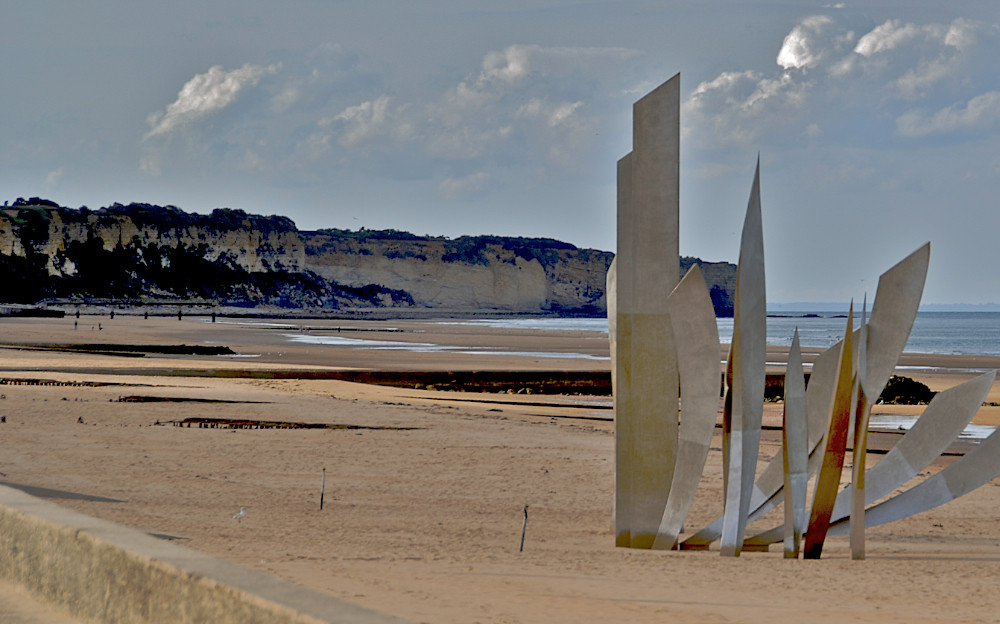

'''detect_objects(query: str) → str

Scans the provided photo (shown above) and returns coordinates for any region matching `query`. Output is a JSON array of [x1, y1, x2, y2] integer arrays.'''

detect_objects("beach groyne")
[[0, 485, 406, 624]]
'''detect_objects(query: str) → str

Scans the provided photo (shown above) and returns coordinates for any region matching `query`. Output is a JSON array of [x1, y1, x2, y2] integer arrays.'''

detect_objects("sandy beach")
[[3, 314, 1000, 623]]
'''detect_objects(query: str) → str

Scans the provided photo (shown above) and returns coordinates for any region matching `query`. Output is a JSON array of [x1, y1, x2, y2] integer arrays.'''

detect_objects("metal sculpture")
[[827, 416, 1000, 535], [682, 338, 842, 550], [745, 370, 997, 548], [612, 73, 998, 558], [653, 265, 721, 550], [719, 160, 766, 557], [782, 331, 807, 558], [742, 244, 932, 548], [614, 74, 681, 549], [803, 305, 856, 559]]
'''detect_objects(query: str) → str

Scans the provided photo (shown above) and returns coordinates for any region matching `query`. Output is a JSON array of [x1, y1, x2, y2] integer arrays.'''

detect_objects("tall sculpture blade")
[[719, 158, 766, 557], [851, 299, 870, 559], [721, 342, 735, 501], [863, 243, 930, 403], [828, 384, 1000, 535], [803, 303, 855, 559], [607, 257, 617, 376], [613, 155, 634, 547], [682, 325, 842, 550], [607, 256, 623, 542], [607, 256, 618, 391], [615, 74, 681, 549], [653, 265, 721, 549], [782, 331, 808, 558], [854, 242, 929, 559]]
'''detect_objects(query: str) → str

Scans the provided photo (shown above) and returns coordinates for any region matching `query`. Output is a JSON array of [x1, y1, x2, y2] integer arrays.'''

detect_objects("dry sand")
[[3, 315, 1000, 623]]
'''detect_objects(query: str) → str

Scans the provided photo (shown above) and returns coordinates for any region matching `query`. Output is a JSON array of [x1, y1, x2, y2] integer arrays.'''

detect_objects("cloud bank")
[[684, 15, 1000, 153], [144, 63, 281, 139], [139, 43, 639, 202]]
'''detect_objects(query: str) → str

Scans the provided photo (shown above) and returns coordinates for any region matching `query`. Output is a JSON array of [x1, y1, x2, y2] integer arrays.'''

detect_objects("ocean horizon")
[[447, 311, 1000, 358]]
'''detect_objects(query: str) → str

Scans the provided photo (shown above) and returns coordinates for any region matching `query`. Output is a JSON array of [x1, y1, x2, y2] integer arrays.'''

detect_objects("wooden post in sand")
[[520, 505, 528, 552], [320, 468, 326, 510]]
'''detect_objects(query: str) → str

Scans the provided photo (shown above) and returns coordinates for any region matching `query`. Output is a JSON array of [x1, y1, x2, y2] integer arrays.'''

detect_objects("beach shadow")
[[0, 481, 126, 503], [148, 532, 189, 541]]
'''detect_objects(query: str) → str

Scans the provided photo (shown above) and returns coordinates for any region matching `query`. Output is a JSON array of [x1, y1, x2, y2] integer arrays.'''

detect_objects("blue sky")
[[2, 2, 999, 303]]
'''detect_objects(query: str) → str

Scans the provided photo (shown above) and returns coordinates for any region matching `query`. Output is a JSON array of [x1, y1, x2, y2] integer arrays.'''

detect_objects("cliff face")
[[0, 202, 305, 275], [0, 198, 735, 315], [302, 232, 612, 314], [681, 257, 736, 317]]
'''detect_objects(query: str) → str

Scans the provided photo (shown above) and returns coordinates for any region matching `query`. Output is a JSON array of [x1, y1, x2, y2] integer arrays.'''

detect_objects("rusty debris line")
[[117, 395, 269, 404], [0, 378, 114, 387], [167, 417, 420, 431]]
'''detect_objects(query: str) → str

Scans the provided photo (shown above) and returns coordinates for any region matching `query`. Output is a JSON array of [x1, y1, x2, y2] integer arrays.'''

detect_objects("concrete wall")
[[0, 485, 406, 624]]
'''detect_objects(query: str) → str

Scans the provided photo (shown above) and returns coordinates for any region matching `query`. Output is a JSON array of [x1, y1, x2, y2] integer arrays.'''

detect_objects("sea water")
[[283, 331, 608, 360], [731, 311, 1000, 357], [451, 313, 1000, 440], [280, 312, 1000, 362], [451, 312, 1000, 357], [283, 314, 999, 438]]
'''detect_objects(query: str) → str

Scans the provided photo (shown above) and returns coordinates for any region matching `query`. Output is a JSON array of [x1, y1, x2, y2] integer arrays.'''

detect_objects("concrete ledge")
[[0, 485, 406, 624]]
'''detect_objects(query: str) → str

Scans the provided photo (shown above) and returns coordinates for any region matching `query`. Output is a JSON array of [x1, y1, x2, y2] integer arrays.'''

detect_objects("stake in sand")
[[520, 505, 529, 552], [320, 468, 326, 511]]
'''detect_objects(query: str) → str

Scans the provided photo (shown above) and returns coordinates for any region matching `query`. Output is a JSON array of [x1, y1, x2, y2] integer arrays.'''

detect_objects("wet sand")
[[2, 315, 1000, 623]]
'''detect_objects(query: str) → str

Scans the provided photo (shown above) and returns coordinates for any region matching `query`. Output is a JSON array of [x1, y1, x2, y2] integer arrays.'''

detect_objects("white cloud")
[[684, 70, 811, 147], [144, 63, 280, 139], [894, 58, 954, 99], [479, 44, 637, 86], [44, 167, 65, 187], [139, 152, 161, 176], [298, 96, 417, 163], [438, 171, 490, 200], [232, 42, 634, 179], [854, 20, 926, 56], [852, 18, 980, 59], [850, 18, 990, 98], [447, 44, 637, 111], [897, 91, 1000, 137], [425, 123, 513, 160], [270, 86, 301, 113], [777, 15, 833, 69], [688, 14, 1000, 151], [481, 46, 533, 83], [333, 96, 415, 146], [240, 147, 265, 171], [547, 101, 583, 127], [297, 54, 578, 168], [423, 44, 628, 162], [516, 98, 583, 127], [944, 18, 980, 49]]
